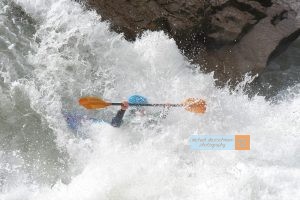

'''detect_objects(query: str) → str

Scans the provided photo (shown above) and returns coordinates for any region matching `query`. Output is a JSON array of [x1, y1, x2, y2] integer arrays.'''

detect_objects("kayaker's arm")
[[111, 109, 126, 127], [111, 101, 129, 127]]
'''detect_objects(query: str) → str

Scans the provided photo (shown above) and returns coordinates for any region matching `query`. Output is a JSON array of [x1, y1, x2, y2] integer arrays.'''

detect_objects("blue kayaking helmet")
[[128, 95, 148, 104]]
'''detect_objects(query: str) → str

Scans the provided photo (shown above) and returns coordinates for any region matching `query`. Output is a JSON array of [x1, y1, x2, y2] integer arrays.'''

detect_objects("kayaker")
[[111, 95, 169, 128]]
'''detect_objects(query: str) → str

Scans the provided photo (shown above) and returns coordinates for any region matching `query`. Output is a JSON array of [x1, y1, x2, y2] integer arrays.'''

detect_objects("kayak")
[[64, 112, 106, 132]]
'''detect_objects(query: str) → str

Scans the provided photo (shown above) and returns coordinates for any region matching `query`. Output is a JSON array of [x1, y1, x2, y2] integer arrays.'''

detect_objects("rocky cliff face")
[[85, 0, 300, 85]]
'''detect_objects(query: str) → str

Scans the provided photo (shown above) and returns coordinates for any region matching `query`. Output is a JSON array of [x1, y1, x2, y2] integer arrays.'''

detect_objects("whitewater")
[[0, 0, 299, 199]]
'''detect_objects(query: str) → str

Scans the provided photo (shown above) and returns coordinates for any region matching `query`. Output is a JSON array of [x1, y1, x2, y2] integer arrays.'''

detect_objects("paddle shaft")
[[111, 103, 182, 107], [79, 97, 206, 113]]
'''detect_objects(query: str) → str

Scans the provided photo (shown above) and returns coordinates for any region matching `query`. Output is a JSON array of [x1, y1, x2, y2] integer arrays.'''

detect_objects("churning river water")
[[0, 0, 299, 199]]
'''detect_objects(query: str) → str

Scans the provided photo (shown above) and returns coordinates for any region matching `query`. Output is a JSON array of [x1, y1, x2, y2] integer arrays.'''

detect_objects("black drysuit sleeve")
[[111, 109, 126, 127]]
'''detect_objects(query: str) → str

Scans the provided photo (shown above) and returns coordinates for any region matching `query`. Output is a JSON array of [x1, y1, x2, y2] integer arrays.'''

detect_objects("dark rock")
[[84, 0, 300, 85], [207, 6, 256, 45], [249, 38, 300, 99]]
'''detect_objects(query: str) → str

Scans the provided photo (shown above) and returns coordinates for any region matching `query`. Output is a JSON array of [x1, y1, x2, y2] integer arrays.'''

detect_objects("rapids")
[[0, 0, 299, 199]]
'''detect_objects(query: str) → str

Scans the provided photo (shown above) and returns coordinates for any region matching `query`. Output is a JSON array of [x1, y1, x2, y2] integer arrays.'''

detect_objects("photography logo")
[[235, 135, 250, 150], [189, 134, 250, 150]]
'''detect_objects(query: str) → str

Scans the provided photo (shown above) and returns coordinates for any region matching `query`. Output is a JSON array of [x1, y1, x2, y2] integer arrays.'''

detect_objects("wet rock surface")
[[251, 38, 300, 99], [84, 0, 300, 86]]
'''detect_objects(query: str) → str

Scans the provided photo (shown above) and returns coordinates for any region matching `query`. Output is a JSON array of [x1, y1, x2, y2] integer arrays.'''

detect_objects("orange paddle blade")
[[183, 98, 206, 114], [79, 97, 111, 109]]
